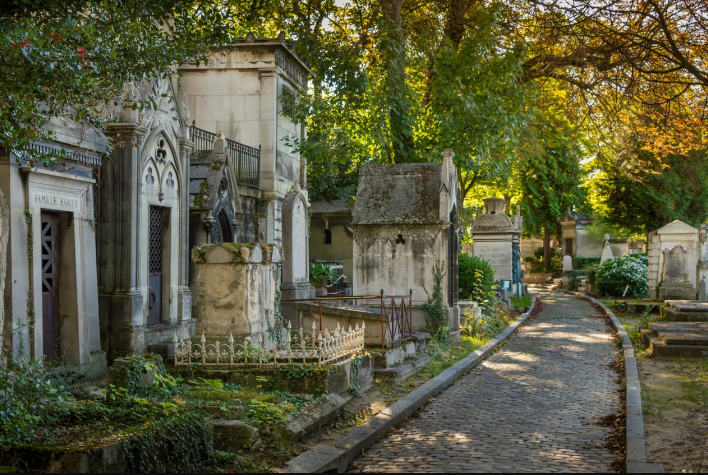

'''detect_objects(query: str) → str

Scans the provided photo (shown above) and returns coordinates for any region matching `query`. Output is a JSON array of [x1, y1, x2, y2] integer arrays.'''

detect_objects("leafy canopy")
[[0, 0, 233, 163]]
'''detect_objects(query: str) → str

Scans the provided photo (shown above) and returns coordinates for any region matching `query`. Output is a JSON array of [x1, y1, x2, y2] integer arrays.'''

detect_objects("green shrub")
[[461, 301, 514, 340], [595, 255, 649, 298], [572, 257, 600, 270], [533, 246, 559, 260], [458, 254, 496, 312], [309, 262, 336, 281], [585, 263, 599, 285], [421, 261, 448, 335]]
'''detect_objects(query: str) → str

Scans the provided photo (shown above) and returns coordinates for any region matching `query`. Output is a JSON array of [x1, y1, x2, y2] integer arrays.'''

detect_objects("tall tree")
[[0, 0, 234, 162], [588, 147, 708, 235], [517, 85, 585, 269]]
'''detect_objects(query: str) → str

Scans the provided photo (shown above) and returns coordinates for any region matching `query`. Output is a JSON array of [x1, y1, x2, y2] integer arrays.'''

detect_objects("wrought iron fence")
[[173, 321, 364, 368], [282, 289, 413, 349], [189, 123, 260, 189]]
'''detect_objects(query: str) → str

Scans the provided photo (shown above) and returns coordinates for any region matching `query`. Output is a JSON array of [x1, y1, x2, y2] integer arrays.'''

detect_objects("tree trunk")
[[543, 227, 551, 272], [504, 195, 511, 215], [0, 187, 7, 356], [381, 0, 414, 163]]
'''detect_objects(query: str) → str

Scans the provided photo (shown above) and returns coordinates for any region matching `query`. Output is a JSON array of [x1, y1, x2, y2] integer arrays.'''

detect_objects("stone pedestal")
[[191, 243, 281, 342]]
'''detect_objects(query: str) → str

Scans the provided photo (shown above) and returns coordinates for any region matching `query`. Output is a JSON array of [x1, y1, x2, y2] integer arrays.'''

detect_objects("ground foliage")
[[458, 253, 495, 312], [420, 260, 448, 336], [0, 352, 317, 472], [595, 255, 649, 298], [460, 299, 517, 340]]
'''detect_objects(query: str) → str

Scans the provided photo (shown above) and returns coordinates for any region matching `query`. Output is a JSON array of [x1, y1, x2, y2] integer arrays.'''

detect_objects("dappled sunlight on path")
[[349, 290, 619, 473]]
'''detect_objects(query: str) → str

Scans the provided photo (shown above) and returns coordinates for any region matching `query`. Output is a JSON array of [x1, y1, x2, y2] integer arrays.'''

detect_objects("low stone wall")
[[524, 273, 551, 285], [167, 355, 373, 397]]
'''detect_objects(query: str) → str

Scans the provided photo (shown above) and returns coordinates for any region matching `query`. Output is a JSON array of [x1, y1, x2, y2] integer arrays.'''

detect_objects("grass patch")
[[510, 294, 532, 308]]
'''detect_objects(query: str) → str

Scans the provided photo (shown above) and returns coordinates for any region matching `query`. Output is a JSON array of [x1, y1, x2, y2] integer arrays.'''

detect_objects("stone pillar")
[[178, 138, 193, 323], [100, 123, 146, 358]]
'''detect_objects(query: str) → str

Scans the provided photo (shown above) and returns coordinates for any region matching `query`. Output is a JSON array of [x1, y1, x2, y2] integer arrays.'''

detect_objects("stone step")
[[663, 307, 708, 322], [373, 353, 430, 382], [642, 328, 708, 358]]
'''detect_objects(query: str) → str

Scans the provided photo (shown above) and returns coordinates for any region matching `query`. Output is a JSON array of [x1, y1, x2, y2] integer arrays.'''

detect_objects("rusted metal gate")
[[148, 206, 164, 326], [282, 289, 413, 348]]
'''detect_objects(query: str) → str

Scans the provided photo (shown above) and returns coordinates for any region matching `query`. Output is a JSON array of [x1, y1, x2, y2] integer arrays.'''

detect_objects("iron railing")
[[173, 321, 364, 368], [227, 138, 260, 189], [282, 289, 413, 349], [190, 125, 216, 152], [190, 123, 261, 189]]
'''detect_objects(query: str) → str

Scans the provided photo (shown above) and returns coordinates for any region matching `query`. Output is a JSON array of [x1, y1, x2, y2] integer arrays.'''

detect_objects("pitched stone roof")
[[352, 163, 443, 225]]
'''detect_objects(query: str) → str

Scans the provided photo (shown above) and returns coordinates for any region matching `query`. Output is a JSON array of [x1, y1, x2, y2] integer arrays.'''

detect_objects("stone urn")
[[309, 277, 328, 297]]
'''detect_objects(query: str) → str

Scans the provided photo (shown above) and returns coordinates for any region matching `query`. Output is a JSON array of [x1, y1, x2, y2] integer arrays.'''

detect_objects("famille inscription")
[[33, 193, 79, 209]]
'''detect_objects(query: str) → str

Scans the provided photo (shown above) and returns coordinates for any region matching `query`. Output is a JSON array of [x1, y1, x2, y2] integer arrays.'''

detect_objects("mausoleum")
[[351, 150, 461, 330], [470, 197, 524, 297], [1, 117, 108, 377]]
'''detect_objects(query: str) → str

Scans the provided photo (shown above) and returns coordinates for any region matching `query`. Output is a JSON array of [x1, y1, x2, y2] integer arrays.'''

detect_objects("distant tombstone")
[[563, 255, 573, 273], [659, 245, 696, 300], [663, 246, 690, 282]]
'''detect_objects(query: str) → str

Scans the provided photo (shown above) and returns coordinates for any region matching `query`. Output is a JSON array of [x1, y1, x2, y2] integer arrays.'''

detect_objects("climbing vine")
[[122, 414, 213, 472], [349, 355, 363, 395], [265, 263, 286, 349], [420, 260, 448, 338], [23, 208, 34, 357]]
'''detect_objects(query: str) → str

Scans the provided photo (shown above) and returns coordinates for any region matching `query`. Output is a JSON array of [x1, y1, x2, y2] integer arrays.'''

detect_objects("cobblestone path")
[[350, 290, 620, 473]]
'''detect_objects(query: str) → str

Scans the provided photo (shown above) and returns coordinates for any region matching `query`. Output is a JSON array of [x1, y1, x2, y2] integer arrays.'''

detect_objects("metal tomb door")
[[148, 206, 164, 326], [41, 213, 60, 360]]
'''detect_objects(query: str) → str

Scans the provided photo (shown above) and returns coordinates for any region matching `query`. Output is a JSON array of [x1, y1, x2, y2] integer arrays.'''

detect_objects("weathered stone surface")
[[470, 197, 523, 288], [351, 152, 460, 312], [212, 420, 259, 452], [273, 393, 349, 445], [192, 243, 280, 341], [283, 444, 347, 473]]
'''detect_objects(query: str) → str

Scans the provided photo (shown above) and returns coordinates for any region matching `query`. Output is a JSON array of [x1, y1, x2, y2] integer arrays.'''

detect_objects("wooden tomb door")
[[148, 206, 164, 326], [41, 213, 61, 360]]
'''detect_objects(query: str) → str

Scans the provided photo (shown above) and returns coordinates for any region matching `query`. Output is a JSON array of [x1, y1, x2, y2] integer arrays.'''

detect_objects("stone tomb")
[[659, 245, 696, 300], [191, 243, 281, 343], [469, 197, 524, 297], [0, 123, 108, 378], [351, 150, 461, 332], [641, 301, 708, 357], [647, 220, 701, 300]]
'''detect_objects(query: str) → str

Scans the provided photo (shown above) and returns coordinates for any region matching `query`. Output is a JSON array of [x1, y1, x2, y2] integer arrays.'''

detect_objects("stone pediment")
[[352, 163, 444, 225], [138, 78, 184, 148], [652, 220, 699, 236]]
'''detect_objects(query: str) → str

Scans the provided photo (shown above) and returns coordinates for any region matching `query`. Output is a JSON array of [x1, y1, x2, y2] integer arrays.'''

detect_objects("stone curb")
[[564, 290, 665, 474], [283, 296, 537, 473]]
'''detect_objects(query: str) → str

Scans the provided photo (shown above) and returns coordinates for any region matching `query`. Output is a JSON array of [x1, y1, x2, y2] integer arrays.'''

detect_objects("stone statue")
[[512, 242, 521, 284]]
